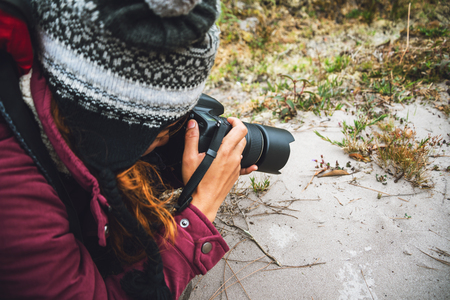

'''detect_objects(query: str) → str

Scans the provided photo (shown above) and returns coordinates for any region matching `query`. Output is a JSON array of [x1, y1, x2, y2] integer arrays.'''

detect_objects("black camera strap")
[[175, 120, 228, 212]]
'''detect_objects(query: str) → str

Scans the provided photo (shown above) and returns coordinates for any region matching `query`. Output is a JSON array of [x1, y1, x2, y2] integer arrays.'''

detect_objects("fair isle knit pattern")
[[145, 0, 203, 17], [30, 0, 220, 171], [33, 0, 219, 128]]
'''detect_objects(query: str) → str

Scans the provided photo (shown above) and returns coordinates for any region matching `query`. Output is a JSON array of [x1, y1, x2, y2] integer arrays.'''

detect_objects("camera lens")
[[240, 124, 264, 168], [241, 123, 295, 174], [157, 94, 295, 175]]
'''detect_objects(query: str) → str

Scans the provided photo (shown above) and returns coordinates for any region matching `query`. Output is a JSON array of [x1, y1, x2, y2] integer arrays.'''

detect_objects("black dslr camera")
[[157, 94, 295, 174]]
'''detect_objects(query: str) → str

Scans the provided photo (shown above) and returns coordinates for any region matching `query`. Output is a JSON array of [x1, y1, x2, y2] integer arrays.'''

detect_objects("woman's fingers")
[[220, 117, 248, 151], [225, 118, 258, 175], [240, 164, 258, 175], [183, 116, 259, 221], [182, 120, 205, 185], [187, 118, 249, 221], [183, 119, 200, 158]]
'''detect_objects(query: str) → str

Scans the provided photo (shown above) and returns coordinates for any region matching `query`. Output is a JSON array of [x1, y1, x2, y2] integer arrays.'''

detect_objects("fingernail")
[[187, 120, 196, 129]]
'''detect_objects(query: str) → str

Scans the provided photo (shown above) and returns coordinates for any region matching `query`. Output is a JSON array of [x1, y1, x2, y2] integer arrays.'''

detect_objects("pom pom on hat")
[[96, 0, 220, 51], [145, 0, 203, 17]]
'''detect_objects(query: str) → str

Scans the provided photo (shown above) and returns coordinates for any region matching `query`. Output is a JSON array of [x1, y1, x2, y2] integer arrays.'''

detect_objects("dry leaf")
[[349, 153, 371, 162], [371, 144, 386, 151], [318, 169, 350, 177], [314, 169, 325, 176], [381, 95, 392, 102]]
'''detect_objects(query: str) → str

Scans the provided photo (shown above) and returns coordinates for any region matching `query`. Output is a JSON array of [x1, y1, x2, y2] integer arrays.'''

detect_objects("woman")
[[0, 0, 256, 299]]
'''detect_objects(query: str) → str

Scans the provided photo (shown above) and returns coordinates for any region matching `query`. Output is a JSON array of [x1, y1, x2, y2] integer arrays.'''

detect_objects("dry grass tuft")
[[373, 126, 442, 188]]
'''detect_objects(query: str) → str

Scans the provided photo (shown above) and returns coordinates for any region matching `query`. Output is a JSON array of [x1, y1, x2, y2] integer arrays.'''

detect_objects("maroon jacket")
[[0, 26, 229, 300]]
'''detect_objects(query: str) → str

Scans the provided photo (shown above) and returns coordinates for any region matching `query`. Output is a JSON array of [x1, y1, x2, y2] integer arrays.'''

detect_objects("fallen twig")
[[217, 217, 283, 267], [277, 198, 321, 202], [428, 229, 450, 241], [432, 247, 450, 257], [224, 258, 325, 270], [247, 197, 299, 219], [399, 3, 411, 64], [223, 240, 248, 300], [225, 260, 251, 300], [334, 196, 343, 206], [418, 248, 450, 266], [210, 261, 273, 300], [303, 169, 325, 191], [249, 211, 298, 219], [360, 269, 375, 300], [210, 256, 267, 300], [416, 264, 438, 270], [263, 259, 325, 271], [349, 183, 410, 202], [237, 203, 250, 228], [263, 202, 299, 212], [347, 198, 361, 204]]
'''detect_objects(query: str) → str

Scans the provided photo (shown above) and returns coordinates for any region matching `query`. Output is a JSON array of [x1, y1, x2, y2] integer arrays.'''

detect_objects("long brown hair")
[[51, 98, 178, 263]]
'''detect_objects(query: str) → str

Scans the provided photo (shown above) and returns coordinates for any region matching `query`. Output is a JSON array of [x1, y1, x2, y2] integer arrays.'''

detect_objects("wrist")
[[190, 193, 218, 222]]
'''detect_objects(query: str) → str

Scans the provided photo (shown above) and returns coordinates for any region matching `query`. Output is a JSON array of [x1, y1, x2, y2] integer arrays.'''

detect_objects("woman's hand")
[[182, 118, 257, 221]]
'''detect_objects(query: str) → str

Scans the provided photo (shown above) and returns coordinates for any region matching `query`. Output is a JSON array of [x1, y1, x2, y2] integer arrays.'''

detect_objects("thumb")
[[184, 119, 200, 156]]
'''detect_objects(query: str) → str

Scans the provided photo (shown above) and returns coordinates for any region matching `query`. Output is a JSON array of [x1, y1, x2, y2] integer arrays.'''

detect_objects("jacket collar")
[[30, 68, 110, 246]]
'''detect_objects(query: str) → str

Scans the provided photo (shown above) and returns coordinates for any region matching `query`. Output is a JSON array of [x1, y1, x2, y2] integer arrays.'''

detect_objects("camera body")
[[187, 95, 233, 154], [157, 94, 295, 174]]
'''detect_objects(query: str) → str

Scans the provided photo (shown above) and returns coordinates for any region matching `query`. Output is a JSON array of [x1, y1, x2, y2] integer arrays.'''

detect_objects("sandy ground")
[[184, 96, 450, 300]]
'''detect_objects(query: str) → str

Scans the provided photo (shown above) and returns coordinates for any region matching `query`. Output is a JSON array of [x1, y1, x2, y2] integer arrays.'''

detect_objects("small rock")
[[446, 80, 450, 86]]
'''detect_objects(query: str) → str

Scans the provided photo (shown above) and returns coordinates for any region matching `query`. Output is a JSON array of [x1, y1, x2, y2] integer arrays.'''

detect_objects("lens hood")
[[253, 124, 295, 174]]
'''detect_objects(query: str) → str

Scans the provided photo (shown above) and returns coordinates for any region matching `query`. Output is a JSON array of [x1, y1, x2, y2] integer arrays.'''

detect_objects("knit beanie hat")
[[30, 0, 221, 299], [31, 0, 220, 173]]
